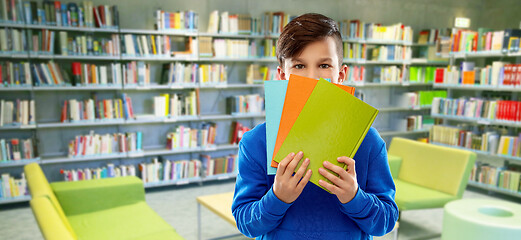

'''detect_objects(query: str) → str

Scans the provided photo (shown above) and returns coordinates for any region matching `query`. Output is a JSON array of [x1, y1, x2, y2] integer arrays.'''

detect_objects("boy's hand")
[[273, 151, 312, 203], [318, 156, 358, 204]]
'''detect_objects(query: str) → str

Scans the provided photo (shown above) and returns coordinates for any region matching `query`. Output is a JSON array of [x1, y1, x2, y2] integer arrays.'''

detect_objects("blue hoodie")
[[232, 123, 398, 239]]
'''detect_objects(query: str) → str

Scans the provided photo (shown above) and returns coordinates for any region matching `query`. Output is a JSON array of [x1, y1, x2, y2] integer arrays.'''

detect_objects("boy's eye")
[[319, 64, 331, 69], [294, 64, 305, 69]]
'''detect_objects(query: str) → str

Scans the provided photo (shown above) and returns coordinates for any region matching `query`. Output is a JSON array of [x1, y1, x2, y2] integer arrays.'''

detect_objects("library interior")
[[1, 0, 521, 239]]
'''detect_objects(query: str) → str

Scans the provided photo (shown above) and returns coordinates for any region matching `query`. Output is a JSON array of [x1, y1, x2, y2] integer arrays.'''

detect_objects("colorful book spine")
[[67, 131, 141, 157], [60, 164, 136, 182], [166, 124, 216, 150]]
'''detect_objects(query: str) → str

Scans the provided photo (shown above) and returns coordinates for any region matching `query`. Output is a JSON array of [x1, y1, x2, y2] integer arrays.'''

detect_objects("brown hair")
[[276, 13, 343, 68]]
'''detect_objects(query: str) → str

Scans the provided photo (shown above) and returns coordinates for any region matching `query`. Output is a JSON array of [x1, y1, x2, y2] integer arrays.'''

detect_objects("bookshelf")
[[0, 3, 455, 204], [430, 28, 521, 198]]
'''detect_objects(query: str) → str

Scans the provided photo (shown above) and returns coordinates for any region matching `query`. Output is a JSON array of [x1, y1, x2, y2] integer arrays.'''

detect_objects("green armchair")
[[387, 137, 476, 212], [24, 163, 184, 240]]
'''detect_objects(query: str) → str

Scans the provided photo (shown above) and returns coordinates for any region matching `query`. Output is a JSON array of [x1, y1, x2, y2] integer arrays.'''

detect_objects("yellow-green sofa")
[[388, 137, 476, 211], [24, 163, 184, 240]]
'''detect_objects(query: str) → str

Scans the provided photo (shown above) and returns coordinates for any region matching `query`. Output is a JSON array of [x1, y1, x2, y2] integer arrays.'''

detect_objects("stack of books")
[[265, 74, 378, 192]]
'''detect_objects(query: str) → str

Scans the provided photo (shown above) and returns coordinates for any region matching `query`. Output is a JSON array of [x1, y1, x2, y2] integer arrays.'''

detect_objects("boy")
[[232, 13, 398, 239]]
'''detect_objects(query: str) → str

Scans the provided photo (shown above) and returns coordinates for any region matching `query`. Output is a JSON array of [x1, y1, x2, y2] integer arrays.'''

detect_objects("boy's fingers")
[[293, 158, 310, 183], [286, 151, 304, 174], [297, 169, 312, 191], [276, 152, 295, 176], [318, 179, 341, 195], [338, 157, 356, 174], [323, 161, 349, 179], [318, 167, 344, 187]]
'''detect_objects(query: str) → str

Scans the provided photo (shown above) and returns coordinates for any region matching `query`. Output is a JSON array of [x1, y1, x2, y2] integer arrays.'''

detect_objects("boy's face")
[[277, 37, 347, 84]]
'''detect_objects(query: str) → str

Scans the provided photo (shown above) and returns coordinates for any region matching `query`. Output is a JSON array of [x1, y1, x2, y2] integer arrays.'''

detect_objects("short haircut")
[[276, 13, 343, 68]]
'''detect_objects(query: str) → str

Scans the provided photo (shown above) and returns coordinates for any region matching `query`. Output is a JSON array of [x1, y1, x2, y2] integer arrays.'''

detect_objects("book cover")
[[271, 75, 354, 168], [264, 80, 288, 175], [272, 79, 377, 191]]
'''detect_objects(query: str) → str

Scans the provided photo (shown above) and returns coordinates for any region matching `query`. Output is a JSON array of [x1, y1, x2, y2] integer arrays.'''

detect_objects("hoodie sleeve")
[[339, 143, 399, 236], [231, 141, 292, 238]]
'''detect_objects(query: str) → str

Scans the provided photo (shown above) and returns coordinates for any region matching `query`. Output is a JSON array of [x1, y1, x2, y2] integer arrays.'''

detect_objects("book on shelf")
[[0, 0, 24, 23], [345, 65, 365, 83], [60, 94, 130, 122], [67, 130, 142, 158], [343, 42, 366, 60], [8, 1, 119, 28], [246, 64, 276, 83], [367, 45, 411, 61], [31, 61, 69, 86], [338, 20, 413, 42], [122, 34, 173, 57], [216, 11, 252, 34], [430, 125, 500, 154], [207, 11, 290, 35], [226, 94, 264, 115], [230, 121, 250, 144], [0, 28, 27, 53], [197, 63, 227, 85], [409, 66, 436, 83], [406, 115, 424, 131], [166, 123, 216, 150], [198, 37, 276, 58], [366, 23, 413, 42], [118, 93, 134, 119], [213, 39, 250, 58], [261, 11, 294, 35], [449, 28, 521, 53], [369, 66, 402, 83], [198, 36, 212, 57], [0, 138, 37, 161], [60, 33, 120, 56], [161, 62, 195, 85], [201, 154, 237, 177], [154, 10, 198, 31], [431, 97, 521, 122], [61, 163, 136, 182], [71, 62, 121, 86], [437, 61, 521, 87], [0, 173, 28, 199], [398, 90, 446, 108], [26, 29, 56, 54], [152, 91, 198, 118], [0, 99, 35, 126], [471, 162, 521, 193], [0, 62, 33, 86], [139, 157, 201, 184]]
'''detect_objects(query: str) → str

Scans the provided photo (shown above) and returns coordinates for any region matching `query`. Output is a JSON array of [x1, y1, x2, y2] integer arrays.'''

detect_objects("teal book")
[[264, 80, 288, 175], [136, 132, 142, 151]]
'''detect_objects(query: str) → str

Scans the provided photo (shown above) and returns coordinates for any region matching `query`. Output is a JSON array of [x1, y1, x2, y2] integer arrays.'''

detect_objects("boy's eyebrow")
[[291, 58, 332, 63], [291, 58, 304, 63], [318, 58, 333, 62]]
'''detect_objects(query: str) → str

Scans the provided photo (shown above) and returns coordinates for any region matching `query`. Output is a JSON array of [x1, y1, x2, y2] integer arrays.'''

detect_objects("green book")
[[273, 79, 378, 192], [425, 67, 436, 83], [409, 67, 419, 82], [434, 90, 447, 99]]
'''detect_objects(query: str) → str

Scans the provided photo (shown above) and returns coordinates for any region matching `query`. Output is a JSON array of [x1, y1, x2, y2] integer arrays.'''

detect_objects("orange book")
[[151, 35, 157, 55], [91, 65, 97, 84], [462, 71, 475, 85], [271, 75, 355, 168], [46, 63, 59, 84]]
